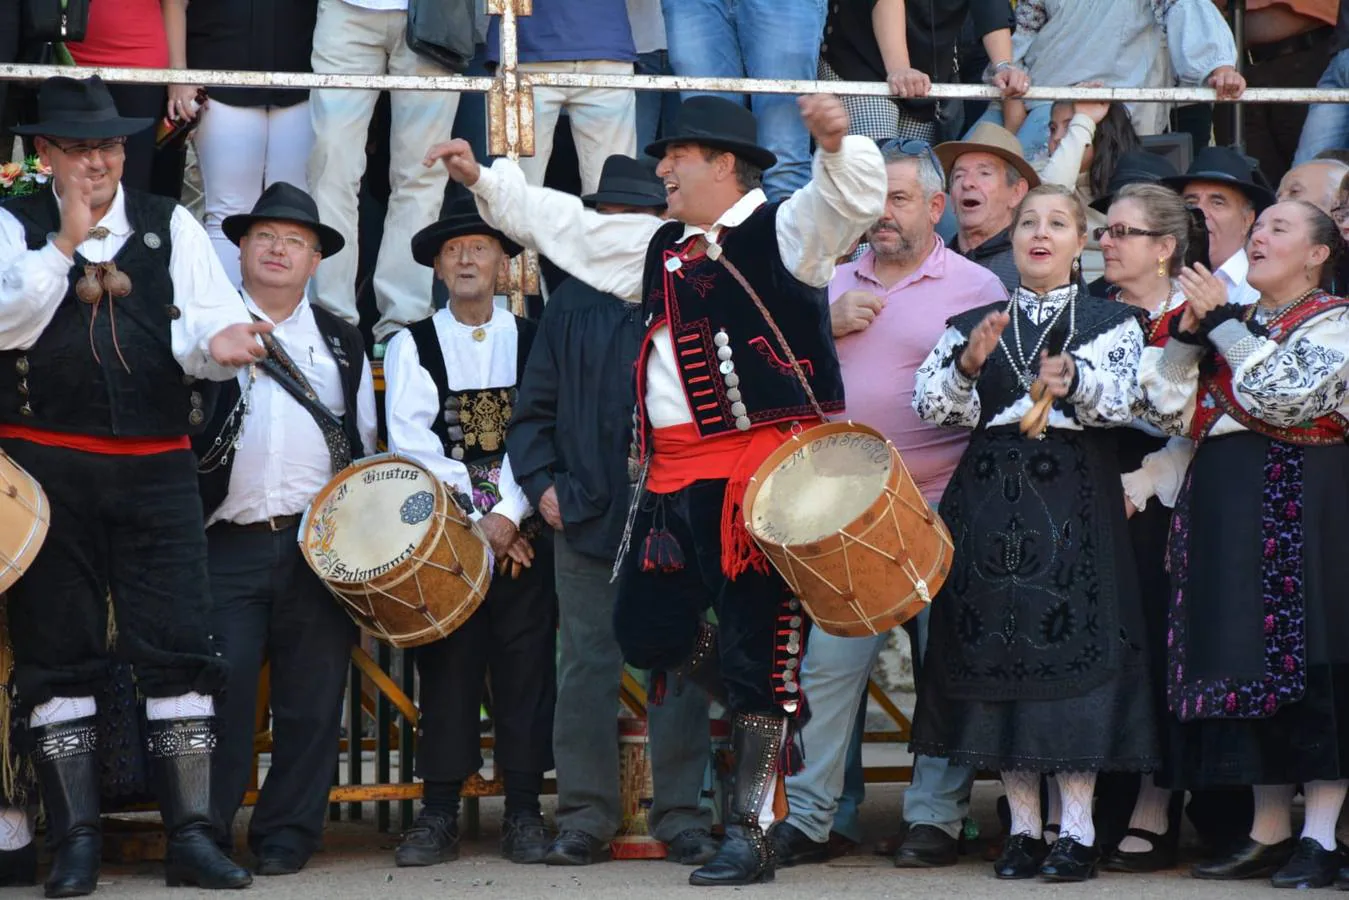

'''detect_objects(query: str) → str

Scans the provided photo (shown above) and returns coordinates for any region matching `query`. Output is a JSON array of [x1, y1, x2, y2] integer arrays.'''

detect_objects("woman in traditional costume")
[[911, 183, 1157, 883], [1138, 199, 1349, 890]]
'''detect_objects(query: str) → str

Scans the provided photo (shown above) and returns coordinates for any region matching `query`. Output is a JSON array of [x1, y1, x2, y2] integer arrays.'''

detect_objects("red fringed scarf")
[[646, 422, 792, 579]]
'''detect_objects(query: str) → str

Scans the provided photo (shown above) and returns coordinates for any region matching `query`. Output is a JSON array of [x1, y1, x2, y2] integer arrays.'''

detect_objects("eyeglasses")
[[878, 138, 945, 187], [1093, 224, 1165, 241], [47, 138, 126, 160], [249, 230, 317, 253]]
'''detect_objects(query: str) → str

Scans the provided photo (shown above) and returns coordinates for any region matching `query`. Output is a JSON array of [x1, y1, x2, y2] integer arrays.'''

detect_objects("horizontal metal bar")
[[0, 63, 496, 93], [3, 62, 1348, 104]]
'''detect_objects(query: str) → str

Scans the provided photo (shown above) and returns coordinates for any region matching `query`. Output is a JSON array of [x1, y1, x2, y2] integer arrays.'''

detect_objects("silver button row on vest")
[[715, 330, 751, 431]]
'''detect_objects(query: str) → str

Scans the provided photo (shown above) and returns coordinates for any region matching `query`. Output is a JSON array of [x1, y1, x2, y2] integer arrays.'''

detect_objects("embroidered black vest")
[[193, 305, 367, 520], [406, 314, 537, 517], [0, 188, 205, 437], [947, 293, 1143, 429], [636, 202, 845, 442]]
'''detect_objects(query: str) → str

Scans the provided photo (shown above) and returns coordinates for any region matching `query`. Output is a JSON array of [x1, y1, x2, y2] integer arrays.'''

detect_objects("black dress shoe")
[[1335, 863, 1349, 888], [688, 823, 774, 886], [1039, 836, 1101, 882], [394, 813, 460, 867], [0, 843, 36, 887], [894, 824, 959, 868], [1270, 838, 1342, 889], [501, 813, 553, 864], [666, 828, 720, 866], [1192, 837, 1296, 880], [543, 830, 610, 866], [1102, 828, 1177, 873], [768, 822, 828, 868], [994, 833, 1048, 879], [254, 848, 305, 877]]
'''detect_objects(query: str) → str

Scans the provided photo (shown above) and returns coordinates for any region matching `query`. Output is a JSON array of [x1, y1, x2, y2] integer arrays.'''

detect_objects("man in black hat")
[[508, 155, 718, 868], [383, 198, 556, 870], [428, 92, 885, 887], [197, 182, 376, 877], [0, 74, 268, 895], [1162, 146, 1277, 308]]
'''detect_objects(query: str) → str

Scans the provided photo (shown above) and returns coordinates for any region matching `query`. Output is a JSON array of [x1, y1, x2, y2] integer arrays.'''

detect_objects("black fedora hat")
[[222, 182, 345, 257], [13, 75, 154, 140], [1160, 146, 1276, 212], [411, 196, 523, 267], [581, 154, 667, 209], [645, 96, 777, 171], [1089, 151, 1179, 213]]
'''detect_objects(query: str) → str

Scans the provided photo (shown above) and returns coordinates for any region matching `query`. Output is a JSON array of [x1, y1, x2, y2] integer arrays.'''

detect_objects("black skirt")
[[1162, 432, 1349, 789], [911, 426, 1159, 772]]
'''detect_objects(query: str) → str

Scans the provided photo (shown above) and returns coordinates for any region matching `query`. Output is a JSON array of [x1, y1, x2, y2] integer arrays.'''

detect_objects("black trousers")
[[613, 480, 784, 715], [0, 441, 226, 712], [414, 534, 557, 783], [207, 523, 355, 859]]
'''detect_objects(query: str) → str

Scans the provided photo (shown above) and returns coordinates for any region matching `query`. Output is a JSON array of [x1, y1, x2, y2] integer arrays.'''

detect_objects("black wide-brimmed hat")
[[222, 182, 345, 257], [644, 96, 777, 170], [1160, 146, 1276, 212], [1089, 151, 1180, 213], [13, 75, 155, 139], [411, 196, 523, 267], [581, 154, 667, 209]]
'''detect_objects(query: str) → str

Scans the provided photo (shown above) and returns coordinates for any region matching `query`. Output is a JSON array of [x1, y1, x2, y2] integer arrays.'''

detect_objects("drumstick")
[[1018, 321, 1070, 440]]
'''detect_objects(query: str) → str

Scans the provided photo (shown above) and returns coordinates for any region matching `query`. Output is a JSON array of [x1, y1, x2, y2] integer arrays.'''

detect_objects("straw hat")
[[934, 123, 1040, 189]]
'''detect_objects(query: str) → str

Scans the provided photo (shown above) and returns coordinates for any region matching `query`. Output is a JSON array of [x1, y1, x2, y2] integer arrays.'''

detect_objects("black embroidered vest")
[[636, 202, 845, 441], [193, 305, 367, 520], [406, 313, 537, 517], [0, 188, 205, 437], [947, 293, 1143, 429]]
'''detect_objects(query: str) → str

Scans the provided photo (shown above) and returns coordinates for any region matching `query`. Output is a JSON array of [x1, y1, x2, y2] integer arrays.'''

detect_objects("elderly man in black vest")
[[429, 93, 886, 886], [508, 155, 718, 868], [195, 183, 376, 878], [0, 75, 268, 895], [383, 198, 557, 870]]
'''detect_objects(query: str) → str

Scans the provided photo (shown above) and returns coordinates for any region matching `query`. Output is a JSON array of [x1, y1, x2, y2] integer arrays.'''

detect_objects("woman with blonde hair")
[[912, 183, 1156, 882]]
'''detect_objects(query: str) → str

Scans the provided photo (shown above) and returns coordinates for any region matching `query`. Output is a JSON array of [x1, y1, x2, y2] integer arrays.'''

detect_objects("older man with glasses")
[[767, 140, 1007, 870]]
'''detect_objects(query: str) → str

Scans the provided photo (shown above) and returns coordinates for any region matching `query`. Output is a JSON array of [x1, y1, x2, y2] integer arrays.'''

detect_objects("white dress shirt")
[[384, 306, 532, 527], [0, 184, 249, 382], [468, 136, 887, 427], [209, 293, 378, 527], [339, 0, 407, 11], [1216, 248, 1260, 307]]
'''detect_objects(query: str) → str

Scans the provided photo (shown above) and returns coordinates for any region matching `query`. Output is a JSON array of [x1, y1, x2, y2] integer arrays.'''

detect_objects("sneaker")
[[394, 813, 459, 867]]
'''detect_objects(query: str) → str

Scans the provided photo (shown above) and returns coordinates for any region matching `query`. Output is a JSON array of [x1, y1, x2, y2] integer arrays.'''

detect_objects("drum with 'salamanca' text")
[[299, 454, 492, 648]]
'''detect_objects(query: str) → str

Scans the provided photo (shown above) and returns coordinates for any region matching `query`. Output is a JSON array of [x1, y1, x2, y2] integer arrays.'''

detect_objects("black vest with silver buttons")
[[0, 187, 209, 437]]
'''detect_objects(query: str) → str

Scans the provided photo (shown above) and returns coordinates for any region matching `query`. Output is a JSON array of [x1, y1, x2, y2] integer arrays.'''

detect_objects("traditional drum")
[[615, 717, 667, 860], [0, 450, 49, 594], [299, 454, 492, 648], [743, 422, 953, 637]]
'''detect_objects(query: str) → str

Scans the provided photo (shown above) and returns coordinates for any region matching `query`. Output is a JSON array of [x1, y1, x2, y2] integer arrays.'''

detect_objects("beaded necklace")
[[999, 285, 1077, 391]]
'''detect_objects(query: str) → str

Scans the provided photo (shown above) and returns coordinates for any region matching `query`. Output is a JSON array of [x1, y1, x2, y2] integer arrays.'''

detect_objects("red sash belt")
[[0, 425, 189, 455], [647, 422, 799, 579]]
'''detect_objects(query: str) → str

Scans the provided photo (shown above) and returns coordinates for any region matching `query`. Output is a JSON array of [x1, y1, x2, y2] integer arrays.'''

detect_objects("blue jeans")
[[1294, 48, 1349, 166], [660, 0, 826, 199], [636, 50, 681, 154], [783, 608, 976, 843], [970, 101, 1053, 165]]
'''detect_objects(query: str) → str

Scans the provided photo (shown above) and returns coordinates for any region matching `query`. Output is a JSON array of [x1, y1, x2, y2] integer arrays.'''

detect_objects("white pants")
[[194, 99, 314, 288], [516, 60, 638, 193], [308, 0, 462, 340]]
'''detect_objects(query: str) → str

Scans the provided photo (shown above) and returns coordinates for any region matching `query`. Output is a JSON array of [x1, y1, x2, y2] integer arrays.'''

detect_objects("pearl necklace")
[[999, 285, 1077, 391]]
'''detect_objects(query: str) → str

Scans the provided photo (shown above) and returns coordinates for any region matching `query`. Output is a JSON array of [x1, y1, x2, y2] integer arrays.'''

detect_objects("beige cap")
[[935, 122, 1041, 189]]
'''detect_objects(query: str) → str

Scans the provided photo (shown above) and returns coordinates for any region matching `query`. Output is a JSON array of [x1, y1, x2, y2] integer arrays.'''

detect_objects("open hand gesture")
[[958, 310, 1010, 378]]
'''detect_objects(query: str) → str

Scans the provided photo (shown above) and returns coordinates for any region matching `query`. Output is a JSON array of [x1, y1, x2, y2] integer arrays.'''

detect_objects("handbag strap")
[[705, 240, 829, 423]]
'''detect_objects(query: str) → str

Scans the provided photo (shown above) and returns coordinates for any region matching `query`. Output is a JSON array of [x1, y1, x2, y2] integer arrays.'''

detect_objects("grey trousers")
[[553, 532, 713, 843]]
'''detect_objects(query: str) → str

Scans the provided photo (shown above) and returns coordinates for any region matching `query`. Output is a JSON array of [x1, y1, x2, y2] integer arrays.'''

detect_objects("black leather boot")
[[671, 622, 727, 707], [146, 718, 251, 890], [31, 716, 102, 898], [689, 712, 782, 887]]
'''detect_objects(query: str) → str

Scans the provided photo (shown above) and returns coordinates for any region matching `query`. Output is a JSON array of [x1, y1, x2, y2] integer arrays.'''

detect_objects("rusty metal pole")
[[486, 0, 536, 316]]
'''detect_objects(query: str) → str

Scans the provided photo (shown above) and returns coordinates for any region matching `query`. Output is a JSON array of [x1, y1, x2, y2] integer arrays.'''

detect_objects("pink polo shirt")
[[831, 236, 1008, 504]]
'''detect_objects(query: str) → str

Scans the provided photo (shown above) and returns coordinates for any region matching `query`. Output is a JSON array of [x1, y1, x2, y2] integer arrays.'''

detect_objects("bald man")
[[1277, 159, 1349, 214]]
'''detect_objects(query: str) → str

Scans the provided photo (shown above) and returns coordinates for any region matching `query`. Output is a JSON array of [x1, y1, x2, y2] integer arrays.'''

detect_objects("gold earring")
[[1158, 257, 1167, 278]]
